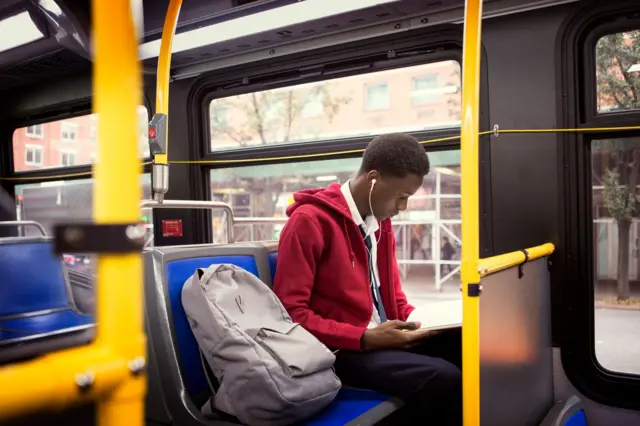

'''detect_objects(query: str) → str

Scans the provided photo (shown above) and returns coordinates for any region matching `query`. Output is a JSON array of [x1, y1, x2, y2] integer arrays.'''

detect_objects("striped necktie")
[[360, 226, 387, 322]]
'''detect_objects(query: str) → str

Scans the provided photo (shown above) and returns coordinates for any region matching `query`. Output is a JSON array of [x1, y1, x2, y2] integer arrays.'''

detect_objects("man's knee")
[[415, 358, 461, 399]]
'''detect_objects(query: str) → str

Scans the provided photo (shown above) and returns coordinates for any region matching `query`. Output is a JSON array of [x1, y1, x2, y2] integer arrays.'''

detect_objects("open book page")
[[407, 299, 462, 331]]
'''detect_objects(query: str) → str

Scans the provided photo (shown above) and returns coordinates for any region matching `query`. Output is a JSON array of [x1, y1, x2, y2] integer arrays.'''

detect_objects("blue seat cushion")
[[0, 309, 93, 343], [0, 241, 70, 317], [565, 410, 587, 426], [302, 388, 396, 425], [268, 251, 278, 282], [165, 255, 260, 397]]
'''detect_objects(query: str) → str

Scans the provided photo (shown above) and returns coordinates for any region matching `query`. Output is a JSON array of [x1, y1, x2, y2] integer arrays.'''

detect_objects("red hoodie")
[[272, 183, 415, 351]]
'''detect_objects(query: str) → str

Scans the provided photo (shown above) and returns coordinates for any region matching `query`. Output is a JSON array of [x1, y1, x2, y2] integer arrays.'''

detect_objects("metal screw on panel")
[[128, 356, 146, 376], [421, 18, 428, 23], [76, 372, 95, 391], [126, 224, 146, 242]]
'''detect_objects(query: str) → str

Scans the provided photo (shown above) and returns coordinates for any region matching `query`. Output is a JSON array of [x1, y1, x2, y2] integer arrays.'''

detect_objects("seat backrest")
[[0, 238, 72, 317], [268, 250, 278, 284], [143, 242, 275, 403]]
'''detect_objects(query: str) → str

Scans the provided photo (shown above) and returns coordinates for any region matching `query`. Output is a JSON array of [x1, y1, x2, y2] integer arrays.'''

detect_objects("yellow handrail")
[[155, 0, 182, 159], [479, 243, 555, 277], [460, 0, 483, 425], [0, 1, 145, 423], [149, 0, 181, 203]]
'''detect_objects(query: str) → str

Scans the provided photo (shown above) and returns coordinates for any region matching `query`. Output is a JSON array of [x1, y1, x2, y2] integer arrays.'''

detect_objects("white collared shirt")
[[340, 180, 419, 327], [340, 180, 382, 328]]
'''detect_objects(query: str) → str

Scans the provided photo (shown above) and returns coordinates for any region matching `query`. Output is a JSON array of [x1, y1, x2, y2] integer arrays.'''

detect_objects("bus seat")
[[268, 250, 278, 283], [143, 243, 274, 425], [144, 242, 402, 426], [540, 395, 588, 426], [0, 237, 94, 364]]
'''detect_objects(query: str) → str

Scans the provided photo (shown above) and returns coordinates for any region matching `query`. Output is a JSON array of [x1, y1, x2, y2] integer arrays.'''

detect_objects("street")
[[595, 308, 640, 375]]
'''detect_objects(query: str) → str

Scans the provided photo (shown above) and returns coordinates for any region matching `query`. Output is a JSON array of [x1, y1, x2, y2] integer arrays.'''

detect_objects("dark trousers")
[[334, 328, 462, 425]]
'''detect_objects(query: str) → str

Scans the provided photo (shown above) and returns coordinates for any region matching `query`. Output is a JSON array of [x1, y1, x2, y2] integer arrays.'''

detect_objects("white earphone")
[[368, 178, 381, 244]]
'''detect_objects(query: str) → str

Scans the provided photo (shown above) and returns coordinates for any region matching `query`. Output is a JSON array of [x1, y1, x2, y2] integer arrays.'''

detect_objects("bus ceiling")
[[0, 0, 579, 93]]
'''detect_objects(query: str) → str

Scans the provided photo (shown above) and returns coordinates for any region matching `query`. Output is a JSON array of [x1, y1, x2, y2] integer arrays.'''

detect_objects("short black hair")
[[360, 133, 430, 178]]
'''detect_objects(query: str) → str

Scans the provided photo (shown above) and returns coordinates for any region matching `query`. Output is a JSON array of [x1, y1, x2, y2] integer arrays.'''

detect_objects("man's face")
[[368, 171, 424, 220]]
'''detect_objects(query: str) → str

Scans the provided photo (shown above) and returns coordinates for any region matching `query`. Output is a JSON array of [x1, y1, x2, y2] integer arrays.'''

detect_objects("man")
[[273, 133, 461, 425], [442, 236, 457, 275]]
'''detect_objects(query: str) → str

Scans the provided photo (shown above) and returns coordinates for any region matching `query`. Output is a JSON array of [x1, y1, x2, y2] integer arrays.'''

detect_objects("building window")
[[61, 122, 78, 141], [210, 149, 462, 301], [365, 82, 389, 111], [15, 174, 152, 247], [412, 74, 439, 104], [60, 150, 77, 167], [595, 29, 640, 114], [301, 90, 325, 118], [208, 60, 460, 151], [25, 145, 44, 166], [12, 106, 149, 172], [25, 125, 43, 139]]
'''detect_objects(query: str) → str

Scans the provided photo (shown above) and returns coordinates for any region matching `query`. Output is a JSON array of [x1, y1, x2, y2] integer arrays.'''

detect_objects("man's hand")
[[360, 320, 439, 351]]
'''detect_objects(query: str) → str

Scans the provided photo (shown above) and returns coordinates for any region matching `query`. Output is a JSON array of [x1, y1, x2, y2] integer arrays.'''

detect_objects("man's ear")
[[366, 170, 380, 187]]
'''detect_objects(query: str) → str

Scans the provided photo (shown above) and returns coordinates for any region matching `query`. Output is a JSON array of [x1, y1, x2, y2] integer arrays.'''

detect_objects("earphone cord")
[[368, 181, 382, 245]]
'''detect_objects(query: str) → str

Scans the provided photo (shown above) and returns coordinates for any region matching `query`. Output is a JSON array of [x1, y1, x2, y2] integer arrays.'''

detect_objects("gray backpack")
[[181, 263, 341, 426]]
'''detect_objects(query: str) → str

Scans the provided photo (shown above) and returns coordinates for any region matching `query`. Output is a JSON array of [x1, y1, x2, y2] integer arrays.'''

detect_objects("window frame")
[[60, 149, 77, 167], [25, 124, 43, 139], [364, 81, 390, 111], [412, 74, 440, 105], [60, 121, 78, 142], [24, 144, 44, 166], [9, 103, 152, 177], [559, 2, 640, 410], [190, 25, 494, 257]]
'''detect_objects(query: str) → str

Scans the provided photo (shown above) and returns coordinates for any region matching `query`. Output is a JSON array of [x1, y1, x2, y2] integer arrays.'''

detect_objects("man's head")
[[358, 133, 429, 220]]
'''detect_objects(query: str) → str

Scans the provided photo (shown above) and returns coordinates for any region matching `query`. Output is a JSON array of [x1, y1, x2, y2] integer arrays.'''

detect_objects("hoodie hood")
[[285, 183, 353, 219], [286, 183, 362, 267]]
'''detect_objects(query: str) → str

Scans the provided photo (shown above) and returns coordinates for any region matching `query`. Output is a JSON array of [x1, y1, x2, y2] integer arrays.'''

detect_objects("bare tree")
[[210, 83, 352, 239]]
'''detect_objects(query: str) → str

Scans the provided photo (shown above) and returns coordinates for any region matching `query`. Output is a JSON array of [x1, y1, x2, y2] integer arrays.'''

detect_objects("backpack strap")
[[199, 350, 240, 423], [200, 349, 219, 395]]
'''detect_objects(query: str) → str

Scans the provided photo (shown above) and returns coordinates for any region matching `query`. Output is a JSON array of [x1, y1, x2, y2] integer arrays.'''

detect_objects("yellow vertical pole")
[[460, 0, 483, 425], [93, 0, 146, 425]]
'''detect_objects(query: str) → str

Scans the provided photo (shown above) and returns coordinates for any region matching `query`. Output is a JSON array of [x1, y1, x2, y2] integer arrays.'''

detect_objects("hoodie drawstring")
[[342, 217, 355, 268]]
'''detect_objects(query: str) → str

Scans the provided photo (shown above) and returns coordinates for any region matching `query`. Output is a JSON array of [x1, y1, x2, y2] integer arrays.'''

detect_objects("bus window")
[[12, 106, 150, 172], [591, 137, 640, 376], [208, 60, 461, 151], [592, 28, 640, 376], [210, 150, 462, 309], [16, 174, 153, 272], [596, 29, 640, 114]]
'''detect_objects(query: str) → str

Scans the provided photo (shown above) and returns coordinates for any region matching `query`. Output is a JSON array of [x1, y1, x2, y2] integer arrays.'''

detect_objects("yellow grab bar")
[[156, 0, 182, 122], [460, 0, 483, 425], [149, 0, 182, 202], [479, 243, 555, 277], [0, 0, 145, 423]]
